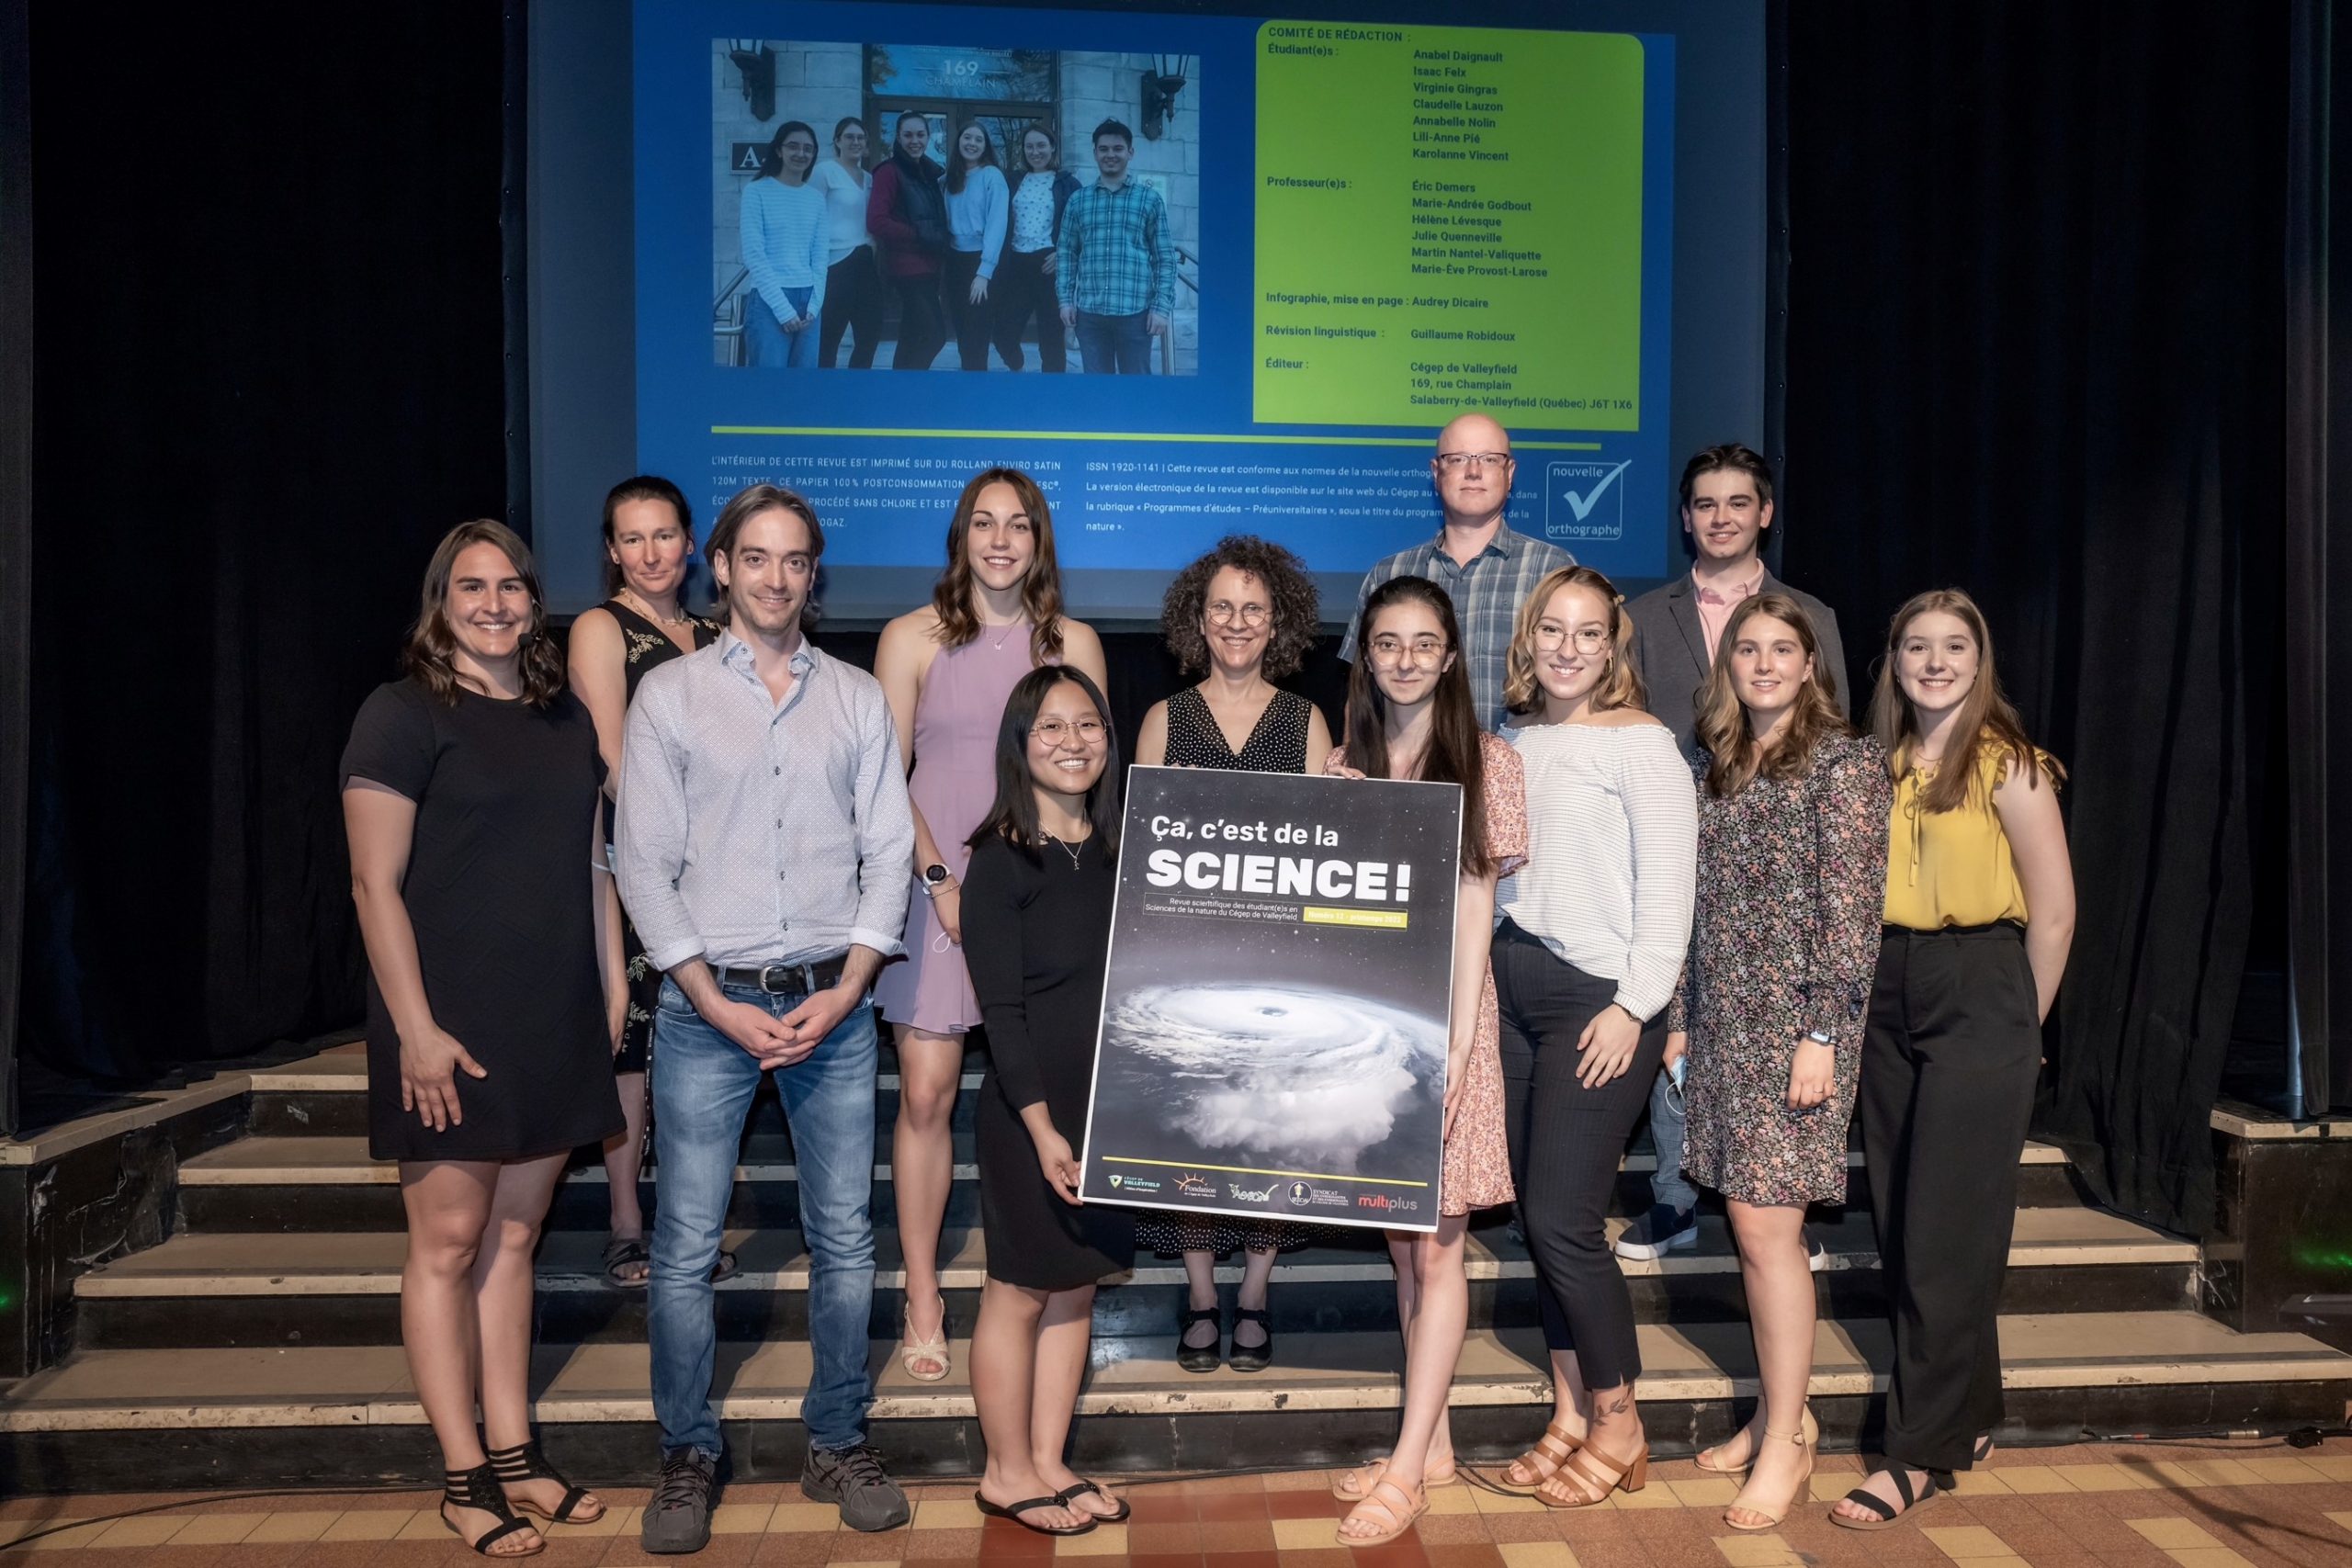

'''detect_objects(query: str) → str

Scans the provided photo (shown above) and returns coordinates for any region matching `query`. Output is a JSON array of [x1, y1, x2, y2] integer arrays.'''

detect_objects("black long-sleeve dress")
[[962, 830, 1136, 1290]]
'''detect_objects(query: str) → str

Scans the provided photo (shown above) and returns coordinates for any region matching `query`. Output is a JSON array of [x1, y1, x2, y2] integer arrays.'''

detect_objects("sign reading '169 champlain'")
[[1078, 766, 1463, 1235]]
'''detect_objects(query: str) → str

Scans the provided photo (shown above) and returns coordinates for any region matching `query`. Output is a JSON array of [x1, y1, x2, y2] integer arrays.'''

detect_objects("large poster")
[[1078, 765, 1462, 1234]]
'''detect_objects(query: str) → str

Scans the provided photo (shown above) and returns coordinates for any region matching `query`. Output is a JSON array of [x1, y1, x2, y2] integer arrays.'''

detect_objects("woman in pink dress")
[[1321, 575, 1525, 1547], [873, 468, 1107, 1382]]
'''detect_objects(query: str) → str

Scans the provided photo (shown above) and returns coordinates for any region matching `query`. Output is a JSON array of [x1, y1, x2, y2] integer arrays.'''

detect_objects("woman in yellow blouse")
[[1831, 589, 2074, 1533]]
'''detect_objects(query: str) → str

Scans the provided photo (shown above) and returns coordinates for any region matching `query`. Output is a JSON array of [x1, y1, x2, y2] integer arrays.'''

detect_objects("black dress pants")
[[820, 248, 883, 368], [888, 269, 947, 370], [1492, 919, 1668, 1392], [944, 250, 994, 370], [989, 247, 1067, 372], [1860, 922, 2041, 1472]]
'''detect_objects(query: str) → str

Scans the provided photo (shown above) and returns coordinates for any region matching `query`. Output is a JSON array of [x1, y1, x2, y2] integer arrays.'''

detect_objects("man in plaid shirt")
[[1056, 118, 1174, 374], [1338, 412, 1577, 730]]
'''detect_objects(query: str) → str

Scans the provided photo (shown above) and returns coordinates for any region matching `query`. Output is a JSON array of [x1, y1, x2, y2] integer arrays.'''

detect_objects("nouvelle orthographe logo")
[[1545, 459, 1631, 544]]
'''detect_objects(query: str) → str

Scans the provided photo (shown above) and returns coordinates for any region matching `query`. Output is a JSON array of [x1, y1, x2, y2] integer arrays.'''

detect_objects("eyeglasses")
[[1205, 601, 1271, 627], [1030, 717, 1107, 747], [1367, 634, 1450, 667], [1434, 451, 1511, 472], [1533, 624, 1610, 655]]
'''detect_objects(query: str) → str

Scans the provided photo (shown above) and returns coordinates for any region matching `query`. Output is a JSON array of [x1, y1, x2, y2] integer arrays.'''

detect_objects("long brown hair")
[[401, 520, 567, 707], [1502, 564, 1645, 716], [944, 120, 1001, 194], [1869, 587, 2061, 811], [1342, 576, 1493, 877], [1693, 593, 1851, 797], [930, 467, 1067, 666]]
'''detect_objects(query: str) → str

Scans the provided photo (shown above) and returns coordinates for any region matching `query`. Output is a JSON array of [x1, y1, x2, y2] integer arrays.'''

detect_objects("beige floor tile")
[[2306, 1456, 2352, 1481], [1610, 1483, 1680, 1510], [393, 1509, 452, 1541], [910, 1498, 983, 1529], [2147, 1459, 2265, 1489], [244, 1510, 343, 1542], [1272, 1517, 1336, 1550], [2127, 1517, 2219, 1549], [2236, 1456, 2331, 1483], [1471, 1489, 1544, 1514], [19, 1523, 111, 1551], [85, 1516, 190, 1549], [1497, 1545, 1580, 1568], [1983, 1465, 2075, 1494], [710, 1503, 775, 1535], [1709, 1536, 1804, 1568], [321, 1510, 419, 1540], [544, 1503, 629, 1539], [167, 1513, 268, 1545], [1664, 1479, 1736, 1507], [2167, 1551, 2256, 1568], [769, 1503, 839, 1533], [1922, 1524, 2014, 1558], [1942, 1470, 2012, 1496], [1054, 1522, 1126, 1556], [2327, 1510, 2352, 1532], [1422, 1486, 1478, 1515]]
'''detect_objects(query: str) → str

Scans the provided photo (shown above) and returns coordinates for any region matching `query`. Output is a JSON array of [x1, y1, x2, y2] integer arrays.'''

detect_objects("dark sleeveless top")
[[598, 598, 722, 843], [1161, 685, 1313, 773]]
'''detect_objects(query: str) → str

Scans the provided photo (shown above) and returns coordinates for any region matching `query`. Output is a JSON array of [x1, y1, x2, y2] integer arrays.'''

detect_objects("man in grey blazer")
[[1616, 443, 1846, 1266]]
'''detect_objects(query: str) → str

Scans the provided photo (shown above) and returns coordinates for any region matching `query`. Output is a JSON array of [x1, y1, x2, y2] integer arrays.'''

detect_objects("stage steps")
[[4, 1039, 2347, 1492]]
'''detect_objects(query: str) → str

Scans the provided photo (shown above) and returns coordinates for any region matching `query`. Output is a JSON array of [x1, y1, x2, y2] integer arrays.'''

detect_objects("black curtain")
[[1779, 3, 2286, 1235], [20, 4, 507, 1087]]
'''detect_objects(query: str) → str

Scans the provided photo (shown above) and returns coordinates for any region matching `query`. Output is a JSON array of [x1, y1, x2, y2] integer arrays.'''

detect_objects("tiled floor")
[[4, 1440, 2351, 1568]]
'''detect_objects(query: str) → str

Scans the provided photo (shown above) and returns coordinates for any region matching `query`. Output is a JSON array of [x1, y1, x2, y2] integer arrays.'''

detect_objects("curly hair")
[[1159, 535, 1321, 678]]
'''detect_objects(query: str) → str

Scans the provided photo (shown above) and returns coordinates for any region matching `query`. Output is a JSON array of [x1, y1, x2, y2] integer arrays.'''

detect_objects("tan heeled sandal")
[[1493, 1417, 1584, 1495], [1533, 1436, 1648, 1508], [899, 1300, 950, 1382], [1333, 1476, 1426, 1547], [1724, 1416, 1815, 1531], [1698, 1404, 1818, 1478], [1331, 1455, 1456, 1501]]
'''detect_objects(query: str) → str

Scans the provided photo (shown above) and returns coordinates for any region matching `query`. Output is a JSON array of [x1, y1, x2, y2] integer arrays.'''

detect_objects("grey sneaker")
[[641, 1447, 716, 1553], [1612, 1202, 1698, 1261], [803, 1442, 910, 1532]]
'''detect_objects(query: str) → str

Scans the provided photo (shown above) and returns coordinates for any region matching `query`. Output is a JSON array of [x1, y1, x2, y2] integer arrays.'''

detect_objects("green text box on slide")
[[1254, 22, 1645, 430]]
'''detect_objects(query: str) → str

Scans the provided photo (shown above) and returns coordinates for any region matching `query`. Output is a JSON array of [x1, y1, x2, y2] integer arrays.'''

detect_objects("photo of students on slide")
[[712, 40, 1199, 375]]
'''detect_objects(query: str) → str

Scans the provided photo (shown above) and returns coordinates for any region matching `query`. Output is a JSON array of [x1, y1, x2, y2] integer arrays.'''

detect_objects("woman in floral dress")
[[1672, 593, 1890, 1531]]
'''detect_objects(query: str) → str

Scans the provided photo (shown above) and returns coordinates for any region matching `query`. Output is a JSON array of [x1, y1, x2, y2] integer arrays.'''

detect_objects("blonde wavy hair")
[[1503, 564, 1645, 716]]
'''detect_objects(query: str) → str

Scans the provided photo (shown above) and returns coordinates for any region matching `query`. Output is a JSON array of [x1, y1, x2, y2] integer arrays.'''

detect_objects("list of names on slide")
[[1253, 22, 1645, 430]]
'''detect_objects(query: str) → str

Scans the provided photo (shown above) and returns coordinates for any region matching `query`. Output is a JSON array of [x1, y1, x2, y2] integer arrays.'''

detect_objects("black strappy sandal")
[[1928, 1431, 1997, 1491], [441, 1461, 544, 1557], [976, 1492, 1097, 1536], [1228, 1306, 1273, 1373], [487, 1441, 604, 1525], [1056, 1478, 1131, 1522], [1829, 1463, 1942, 1531], [1176, 1305, 1222, 1373]]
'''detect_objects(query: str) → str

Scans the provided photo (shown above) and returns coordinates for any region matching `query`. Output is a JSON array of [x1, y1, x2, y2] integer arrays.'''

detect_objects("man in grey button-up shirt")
[[615, 485, 916, 1543]]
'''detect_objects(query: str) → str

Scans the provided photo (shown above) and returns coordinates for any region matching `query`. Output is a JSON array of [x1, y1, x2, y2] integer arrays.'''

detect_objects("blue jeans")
[[1645, 1066, 1698, 1213], [745, 288, 817, 367], [1076, 309, 1151, 373], [649, 976, 877, 1458]]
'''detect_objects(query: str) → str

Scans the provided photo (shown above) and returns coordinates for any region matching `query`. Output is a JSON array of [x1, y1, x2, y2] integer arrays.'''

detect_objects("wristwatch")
[[922, 863, 952, 897], [1804, 1030, 1834, 1045]]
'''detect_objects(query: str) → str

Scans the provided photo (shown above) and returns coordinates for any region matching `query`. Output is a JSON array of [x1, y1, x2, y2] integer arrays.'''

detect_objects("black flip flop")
[[602, 1235, 650, 1290], [1056, 1479, 1130, 1522], [975, 1492, 1096, 1536], [1829, 1464, 1941, 1531], [710, 1248, 740, 1284]]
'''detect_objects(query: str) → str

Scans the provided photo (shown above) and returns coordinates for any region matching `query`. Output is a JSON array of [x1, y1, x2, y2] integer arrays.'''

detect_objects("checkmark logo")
[[1559, 460, 1632, 523]]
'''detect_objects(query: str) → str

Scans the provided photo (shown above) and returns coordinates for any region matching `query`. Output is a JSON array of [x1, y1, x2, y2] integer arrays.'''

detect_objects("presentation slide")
[[527, 1, 1765, 618]]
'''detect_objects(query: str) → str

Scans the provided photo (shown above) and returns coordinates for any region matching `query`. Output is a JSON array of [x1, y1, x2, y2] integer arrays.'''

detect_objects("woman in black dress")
[[343, 521, 623, 1557], [1132, 536, 1330, 1372], [962, 666, 1135, 1537], [564, 476, 729, 1289]]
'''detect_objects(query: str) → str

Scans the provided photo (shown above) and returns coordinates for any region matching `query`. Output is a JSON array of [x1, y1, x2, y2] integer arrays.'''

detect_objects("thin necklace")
[[628, 588, 689, 627], [983, 617, 1023, 650], [1041, 831, 1086, 870]]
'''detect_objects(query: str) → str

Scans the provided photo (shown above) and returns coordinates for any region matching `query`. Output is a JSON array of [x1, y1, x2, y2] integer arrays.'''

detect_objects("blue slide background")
[[632, 1, 1675, 596]]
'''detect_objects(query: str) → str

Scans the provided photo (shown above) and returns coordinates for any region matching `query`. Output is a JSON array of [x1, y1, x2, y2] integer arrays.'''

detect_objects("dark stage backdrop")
[[19, 4, 510, 1092], [1776, 2, 2286, 1235]]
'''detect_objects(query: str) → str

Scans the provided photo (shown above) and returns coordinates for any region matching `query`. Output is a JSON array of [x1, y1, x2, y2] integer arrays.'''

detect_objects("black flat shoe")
[[1175, 1305, 1222, 1373], [976, 1492, 1096, 1536], [1228, 1306, 1273, 1373]]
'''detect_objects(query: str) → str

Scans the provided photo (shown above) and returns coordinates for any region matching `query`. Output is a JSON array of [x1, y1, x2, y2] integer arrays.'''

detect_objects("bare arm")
[[344, 779, 487, 1131], [1446, 870, 1498, 1135], [1996, 758, 2075, 1021], [1136, 700, 1170, 767], [594, 815, 628, 1053], [567, 607, 629, 804], [873, 613, 958, 934], [1058, 618, 1112, 696], [1303, 703, 1334, 775]]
